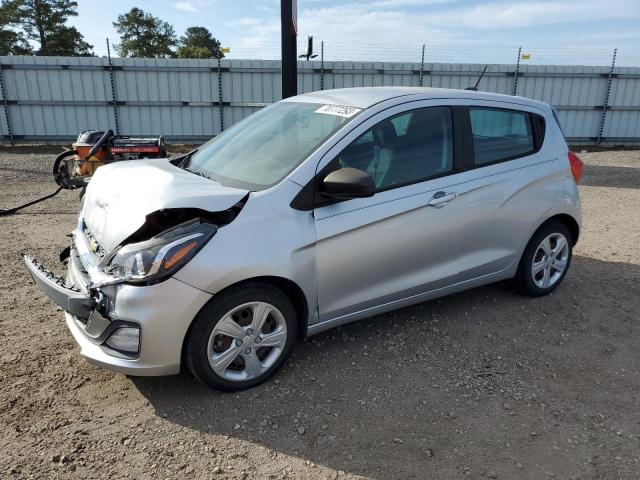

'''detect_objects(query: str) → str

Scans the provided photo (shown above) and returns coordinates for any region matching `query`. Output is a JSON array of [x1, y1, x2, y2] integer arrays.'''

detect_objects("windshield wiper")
[[175, 148, 198, 168], [184, 167, 218, 183], [178, 149, 218, 183]]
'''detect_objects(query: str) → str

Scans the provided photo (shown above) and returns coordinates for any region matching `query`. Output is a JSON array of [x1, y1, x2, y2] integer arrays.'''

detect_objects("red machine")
[[53, 130, 167, 189], [2, 130, 168, 215]]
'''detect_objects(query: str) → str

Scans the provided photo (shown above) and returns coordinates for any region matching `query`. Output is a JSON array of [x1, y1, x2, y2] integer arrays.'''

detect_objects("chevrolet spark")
[[26, 87, 583, 391]]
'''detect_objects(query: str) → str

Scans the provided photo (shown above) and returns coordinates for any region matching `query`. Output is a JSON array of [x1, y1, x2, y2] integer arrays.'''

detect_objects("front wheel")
[[515, 221, 573, 296], [185, 283, 297, 391]]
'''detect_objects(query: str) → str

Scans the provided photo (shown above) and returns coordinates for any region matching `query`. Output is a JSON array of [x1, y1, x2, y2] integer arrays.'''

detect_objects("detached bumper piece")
[[23, 254, 92, 318], [23, 254, 140, 358]]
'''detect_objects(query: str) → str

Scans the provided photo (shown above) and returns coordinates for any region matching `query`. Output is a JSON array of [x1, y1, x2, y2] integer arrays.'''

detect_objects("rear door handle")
[[428, 191, 457, 208]]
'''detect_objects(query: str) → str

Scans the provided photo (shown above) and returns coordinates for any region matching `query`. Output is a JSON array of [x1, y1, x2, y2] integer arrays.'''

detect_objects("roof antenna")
[[465, 65, 488, 91]]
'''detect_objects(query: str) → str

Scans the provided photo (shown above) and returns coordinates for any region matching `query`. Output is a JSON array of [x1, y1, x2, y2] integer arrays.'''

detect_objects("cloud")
[[227, 2, 465, 60], [224, 0, 640, 63], [229, 18, 263, 27], [175, 2, 198, 12], [369, 0, 457, 7], [174, 1, 213, 13], [427, 0, 640, 30], [296, 3, 466, 52]]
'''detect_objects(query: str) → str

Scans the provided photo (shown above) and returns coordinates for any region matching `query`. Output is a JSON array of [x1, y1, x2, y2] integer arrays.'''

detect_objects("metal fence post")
[[419, 44, 426, 87], [0, 62, 14, 146], [597, 48, 617, 145], [217, 58, 224, 133], [320, 41, 325, 91], [106, 39, 120, 135], [512, 46, 522, 96]]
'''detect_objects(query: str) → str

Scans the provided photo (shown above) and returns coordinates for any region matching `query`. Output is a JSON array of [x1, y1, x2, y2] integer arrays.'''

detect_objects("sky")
[[68, 0, 640, 66]]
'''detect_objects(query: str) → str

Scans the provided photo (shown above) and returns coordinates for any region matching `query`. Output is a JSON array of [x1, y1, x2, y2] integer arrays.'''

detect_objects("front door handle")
[[428, 191, 457, 208]]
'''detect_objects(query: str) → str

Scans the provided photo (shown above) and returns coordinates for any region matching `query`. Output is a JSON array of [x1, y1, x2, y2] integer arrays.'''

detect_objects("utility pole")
[[281, 0, 297, 98], [598, 48, 617, 145], [320, 41, 325, 90], [512, 46, 522, 96], [419, 44, 426, 87], [106, 38, 120, 135]]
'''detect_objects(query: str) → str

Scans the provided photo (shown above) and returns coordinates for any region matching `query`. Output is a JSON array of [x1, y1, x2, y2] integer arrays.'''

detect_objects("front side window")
[[185, 102, 357, 190], [469, 107, 534, 165], [336, 107, 453, 190]]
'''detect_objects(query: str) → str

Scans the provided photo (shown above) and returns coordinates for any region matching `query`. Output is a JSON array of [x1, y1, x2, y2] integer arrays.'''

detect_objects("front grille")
[[82, 221, 107, 259], [69, 237, 91, 293]]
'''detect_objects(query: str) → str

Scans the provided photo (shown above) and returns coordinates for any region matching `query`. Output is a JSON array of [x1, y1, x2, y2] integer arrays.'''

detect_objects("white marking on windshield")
[[315, 104, 361, 118]]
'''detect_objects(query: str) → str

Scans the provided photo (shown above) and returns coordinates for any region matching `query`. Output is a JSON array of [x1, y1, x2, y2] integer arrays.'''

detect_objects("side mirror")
[[321, 167, 375, 199]]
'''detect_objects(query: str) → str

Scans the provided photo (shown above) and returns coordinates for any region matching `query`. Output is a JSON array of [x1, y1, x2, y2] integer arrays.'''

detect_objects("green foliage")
[[113, 7, 176, 58], [0, 2, 226, 59], [0, 1, 32, 55], [46, 25, 92, 56], [176, 26, 224, 59], [11, 0, 93, 55]]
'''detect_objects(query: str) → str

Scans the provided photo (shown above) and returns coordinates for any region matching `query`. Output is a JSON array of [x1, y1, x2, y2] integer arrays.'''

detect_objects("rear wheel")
[[185, 283, 297, 391], [515, 221, 573, 296]]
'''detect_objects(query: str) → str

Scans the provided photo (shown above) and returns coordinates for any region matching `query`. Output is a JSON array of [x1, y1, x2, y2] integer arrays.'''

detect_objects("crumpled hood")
[[81, 159, 248, 252]]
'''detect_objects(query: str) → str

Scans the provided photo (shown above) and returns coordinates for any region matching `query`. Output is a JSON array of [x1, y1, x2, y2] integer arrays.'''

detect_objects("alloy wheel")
[[531, 233, 569, 289], [207, 301, 288, 382]]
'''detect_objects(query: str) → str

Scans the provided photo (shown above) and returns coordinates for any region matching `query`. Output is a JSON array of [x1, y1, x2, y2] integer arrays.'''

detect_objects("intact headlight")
[[102, 220, 216, 285]]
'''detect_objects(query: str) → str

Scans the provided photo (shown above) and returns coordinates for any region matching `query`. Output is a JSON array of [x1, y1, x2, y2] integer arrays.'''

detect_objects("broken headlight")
[[103, 220, 217, 285]]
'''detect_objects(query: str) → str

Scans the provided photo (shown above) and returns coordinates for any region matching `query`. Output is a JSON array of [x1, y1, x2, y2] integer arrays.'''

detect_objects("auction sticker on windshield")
[[315, 104, 361, 118]]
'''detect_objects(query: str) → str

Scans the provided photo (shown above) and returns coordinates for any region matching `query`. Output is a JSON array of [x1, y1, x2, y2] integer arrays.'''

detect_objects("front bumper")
[[24, 254, 93, 318], [24, 224, 212, 376]]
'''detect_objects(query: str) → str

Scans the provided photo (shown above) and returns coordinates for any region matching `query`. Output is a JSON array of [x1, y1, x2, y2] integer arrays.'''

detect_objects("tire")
[[515, 220, 573, 297], [52, 150, 81, 189], [185, 282, 298, 391]]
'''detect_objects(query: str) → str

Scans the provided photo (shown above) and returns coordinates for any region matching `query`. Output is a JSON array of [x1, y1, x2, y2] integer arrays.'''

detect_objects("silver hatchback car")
[[26, 87, 583, 391]]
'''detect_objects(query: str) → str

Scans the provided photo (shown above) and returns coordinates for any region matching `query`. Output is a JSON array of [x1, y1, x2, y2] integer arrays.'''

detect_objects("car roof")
[[284, 86, 549, 111]]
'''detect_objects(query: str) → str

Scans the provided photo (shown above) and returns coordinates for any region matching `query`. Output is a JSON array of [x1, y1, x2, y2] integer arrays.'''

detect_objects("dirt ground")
[[1, 148, 639, 480]]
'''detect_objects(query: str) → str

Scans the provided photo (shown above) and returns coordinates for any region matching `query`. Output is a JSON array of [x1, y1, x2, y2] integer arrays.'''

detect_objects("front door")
[[313, 104, 468, 322]]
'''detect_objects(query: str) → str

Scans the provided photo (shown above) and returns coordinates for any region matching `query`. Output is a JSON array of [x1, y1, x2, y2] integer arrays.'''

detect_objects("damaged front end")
[[24, 236, 144, 359], [24, 197, 246, 364]]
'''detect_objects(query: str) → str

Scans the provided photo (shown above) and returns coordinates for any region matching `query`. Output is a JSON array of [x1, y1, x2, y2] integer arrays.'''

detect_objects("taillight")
[[568, 151, 584, 184]]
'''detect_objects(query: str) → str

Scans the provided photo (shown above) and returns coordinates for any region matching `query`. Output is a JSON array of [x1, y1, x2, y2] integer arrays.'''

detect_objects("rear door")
[[454, 102, 559, 282], [310, 101, 469, 322]]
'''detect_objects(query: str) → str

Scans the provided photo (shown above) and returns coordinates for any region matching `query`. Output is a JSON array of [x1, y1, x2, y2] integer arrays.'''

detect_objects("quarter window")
[[337, 107, 453, 190], [469, 108, 534, 165]]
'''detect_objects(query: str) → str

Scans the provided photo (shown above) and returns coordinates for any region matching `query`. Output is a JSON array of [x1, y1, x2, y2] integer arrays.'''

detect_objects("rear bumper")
[[24, 226, 212, 376]]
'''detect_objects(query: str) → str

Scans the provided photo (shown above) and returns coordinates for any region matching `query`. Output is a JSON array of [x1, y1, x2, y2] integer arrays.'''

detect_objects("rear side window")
[[469, 107, 535, 165]]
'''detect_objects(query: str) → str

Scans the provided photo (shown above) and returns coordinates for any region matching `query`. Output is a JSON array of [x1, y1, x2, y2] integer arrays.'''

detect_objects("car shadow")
[[132, 255, 640, 479], [581, 164, 640, 189]]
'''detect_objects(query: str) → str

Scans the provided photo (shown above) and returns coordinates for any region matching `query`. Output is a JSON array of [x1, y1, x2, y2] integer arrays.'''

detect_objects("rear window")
[[469, 107, 535, 165]]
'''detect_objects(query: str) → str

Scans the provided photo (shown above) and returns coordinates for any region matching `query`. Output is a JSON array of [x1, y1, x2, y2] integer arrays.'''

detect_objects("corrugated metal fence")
[[0, 56, 638, 145]]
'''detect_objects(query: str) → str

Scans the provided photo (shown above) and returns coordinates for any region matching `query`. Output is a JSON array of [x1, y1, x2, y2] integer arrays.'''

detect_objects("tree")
[[0, 1, 32, 55], [176, 26, 224, 59], [46, 25, 92, 56], [113, 8, 176, 58], [10, 0, 93, 56]]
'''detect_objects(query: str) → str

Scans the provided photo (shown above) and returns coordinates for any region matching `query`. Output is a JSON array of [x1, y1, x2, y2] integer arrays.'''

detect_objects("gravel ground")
[[1, 147, 639, 479]]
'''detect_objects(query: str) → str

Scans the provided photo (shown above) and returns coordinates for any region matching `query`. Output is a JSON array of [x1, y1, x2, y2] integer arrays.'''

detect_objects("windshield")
[[184, 102, 360, 190]]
